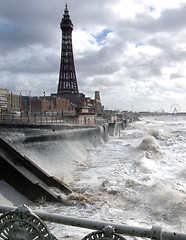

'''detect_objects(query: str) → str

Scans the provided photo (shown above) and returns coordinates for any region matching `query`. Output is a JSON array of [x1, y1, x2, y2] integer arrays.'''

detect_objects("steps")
[[0, 138, 71, 202]]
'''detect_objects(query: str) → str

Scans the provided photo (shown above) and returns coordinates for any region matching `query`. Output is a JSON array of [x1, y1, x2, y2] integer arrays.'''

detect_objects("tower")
[[95, 91, 102, 114], [57, 4, 79, 97]]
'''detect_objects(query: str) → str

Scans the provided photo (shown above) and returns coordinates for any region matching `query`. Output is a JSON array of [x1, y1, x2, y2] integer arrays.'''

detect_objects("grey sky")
[[1, 0, 186, 112]]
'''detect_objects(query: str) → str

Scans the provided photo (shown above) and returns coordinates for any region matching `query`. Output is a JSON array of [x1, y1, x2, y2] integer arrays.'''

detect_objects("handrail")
[[0, 205, 185, 240]]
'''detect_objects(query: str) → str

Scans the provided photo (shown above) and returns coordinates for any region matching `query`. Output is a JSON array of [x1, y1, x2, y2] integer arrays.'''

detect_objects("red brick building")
[[21, 96, 75, 116]]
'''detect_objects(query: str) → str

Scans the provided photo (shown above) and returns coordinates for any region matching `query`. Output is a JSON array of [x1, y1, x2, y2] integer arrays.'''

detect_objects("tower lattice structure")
[[57, 4, 79, 96]]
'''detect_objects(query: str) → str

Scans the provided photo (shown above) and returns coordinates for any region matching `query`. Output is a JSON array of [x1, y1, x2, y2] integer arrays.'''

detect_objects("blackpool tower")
[[57, 4, 79, 98]]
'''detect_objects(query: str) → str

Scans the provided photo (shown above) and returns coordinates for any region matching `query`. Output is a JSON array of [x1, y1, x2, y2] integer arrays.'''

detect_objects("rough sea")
[[0, 115, 186, 239], [36, 115, 186, 239]]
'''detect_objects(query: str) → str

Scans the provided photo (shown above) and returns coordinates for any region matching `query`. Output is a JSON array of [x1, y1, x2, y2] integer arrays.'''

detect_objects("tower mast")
[[57, 4, 79, 96]]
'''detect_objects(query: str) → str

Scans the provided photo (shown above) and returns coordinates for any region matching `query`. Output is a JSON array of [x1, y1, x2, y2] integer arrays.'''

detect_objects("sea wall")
[[0, 122, 124, 185], [0, 121, 126, 205], [108, 121, 125, 136]]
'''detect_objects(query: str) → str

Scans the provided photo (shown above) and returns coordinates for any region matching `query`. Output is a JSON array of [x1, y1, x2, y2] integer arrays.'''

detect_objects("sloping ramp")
[[0, 138, 71, 202]]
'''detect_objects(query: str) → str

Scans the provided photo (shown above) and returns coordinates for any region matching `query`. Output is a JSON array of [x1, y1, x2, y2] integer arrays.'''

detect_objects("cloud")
[[1, 0, 186, 111]]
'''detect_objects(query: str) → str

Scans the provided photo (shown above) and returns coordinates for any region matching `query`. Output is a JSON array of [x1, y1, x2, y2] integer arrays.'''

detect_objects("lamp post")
[[29, 91, 31, 115]]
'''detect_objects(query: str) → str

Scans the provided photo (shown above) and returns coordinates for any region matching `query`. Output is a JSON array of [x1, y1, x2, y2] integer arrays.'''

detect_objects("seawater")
[[35, 115, 186, 239], [0, 116, 186, 239]]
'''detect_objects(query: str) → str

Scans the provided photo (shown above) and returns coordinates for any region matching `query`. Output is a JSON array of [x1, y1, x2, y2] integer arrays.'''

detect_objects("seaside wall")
[[0, 121, 125, 205], [0, 122, 124, 185], [108, 121, 125, 136]]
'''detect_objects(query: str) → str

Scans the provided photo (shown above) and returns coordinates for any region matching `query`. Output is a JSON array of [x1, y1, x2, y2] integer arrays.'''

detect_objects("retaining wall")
[[0, 121, 125, 189]]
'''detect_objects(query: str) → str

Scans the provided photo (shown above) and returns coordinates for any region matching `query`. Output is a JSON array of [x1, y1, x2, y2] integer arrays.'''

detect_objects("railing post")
[[34, 113, 36, 123], [82, 225, 127, 240], [151, 226, 162, 240]]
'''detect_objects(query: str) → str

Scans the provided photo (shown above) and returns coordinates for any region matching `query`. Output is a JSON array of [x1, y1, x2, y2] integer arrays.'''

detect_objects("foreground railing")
[[0, 205, 185, 240]]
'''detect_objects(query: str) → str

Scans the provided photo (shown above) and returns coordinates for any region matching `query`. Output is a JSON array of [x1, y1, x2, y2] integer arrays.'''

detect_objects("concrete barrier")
[[108, 121, 125, 136], [0, 121, 124, 203], [0, 138, 71, 202]]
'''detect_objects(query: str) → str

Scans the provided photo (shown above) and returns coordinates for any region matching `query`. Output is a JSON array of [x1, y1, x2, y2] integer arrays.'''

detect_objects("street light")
[[29, 91, 31, 114]]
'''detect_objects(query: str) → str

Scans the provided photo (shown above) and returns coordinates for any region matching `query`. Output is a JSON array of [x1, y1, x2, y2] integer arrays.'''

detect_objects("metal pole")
[[0, 205, 185, 240]]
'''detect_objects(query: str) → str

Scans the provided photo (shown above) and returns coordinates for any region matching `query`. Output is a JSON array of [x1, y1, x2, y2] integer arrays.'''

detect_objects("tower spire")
[[57, 4, 79, 96]]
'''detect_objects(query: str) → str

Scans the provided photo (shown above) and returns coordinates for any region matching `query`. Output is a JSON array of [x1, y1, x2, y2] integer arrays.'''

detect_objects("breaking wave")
[[137, 135, 162, 159]]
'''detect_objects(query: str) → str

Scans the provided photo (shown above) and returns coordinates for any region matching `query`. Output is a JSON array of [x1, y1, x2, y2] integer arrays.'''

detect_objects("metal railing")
[[0, 114, 81, 125], [0, 113, 108, 126], [0, 205, 185, 240]]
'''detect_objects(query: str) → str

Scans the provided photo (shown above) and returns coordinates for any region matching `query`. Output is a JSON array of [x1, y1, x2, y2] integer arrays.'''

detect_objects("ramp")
[[0, 138, 71, 202]]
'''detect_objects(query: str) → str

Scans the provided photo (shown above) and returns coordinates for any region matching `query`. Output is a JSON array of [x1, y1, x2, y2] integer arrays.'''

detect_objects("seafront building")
[[0, 4, 103, 119]]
